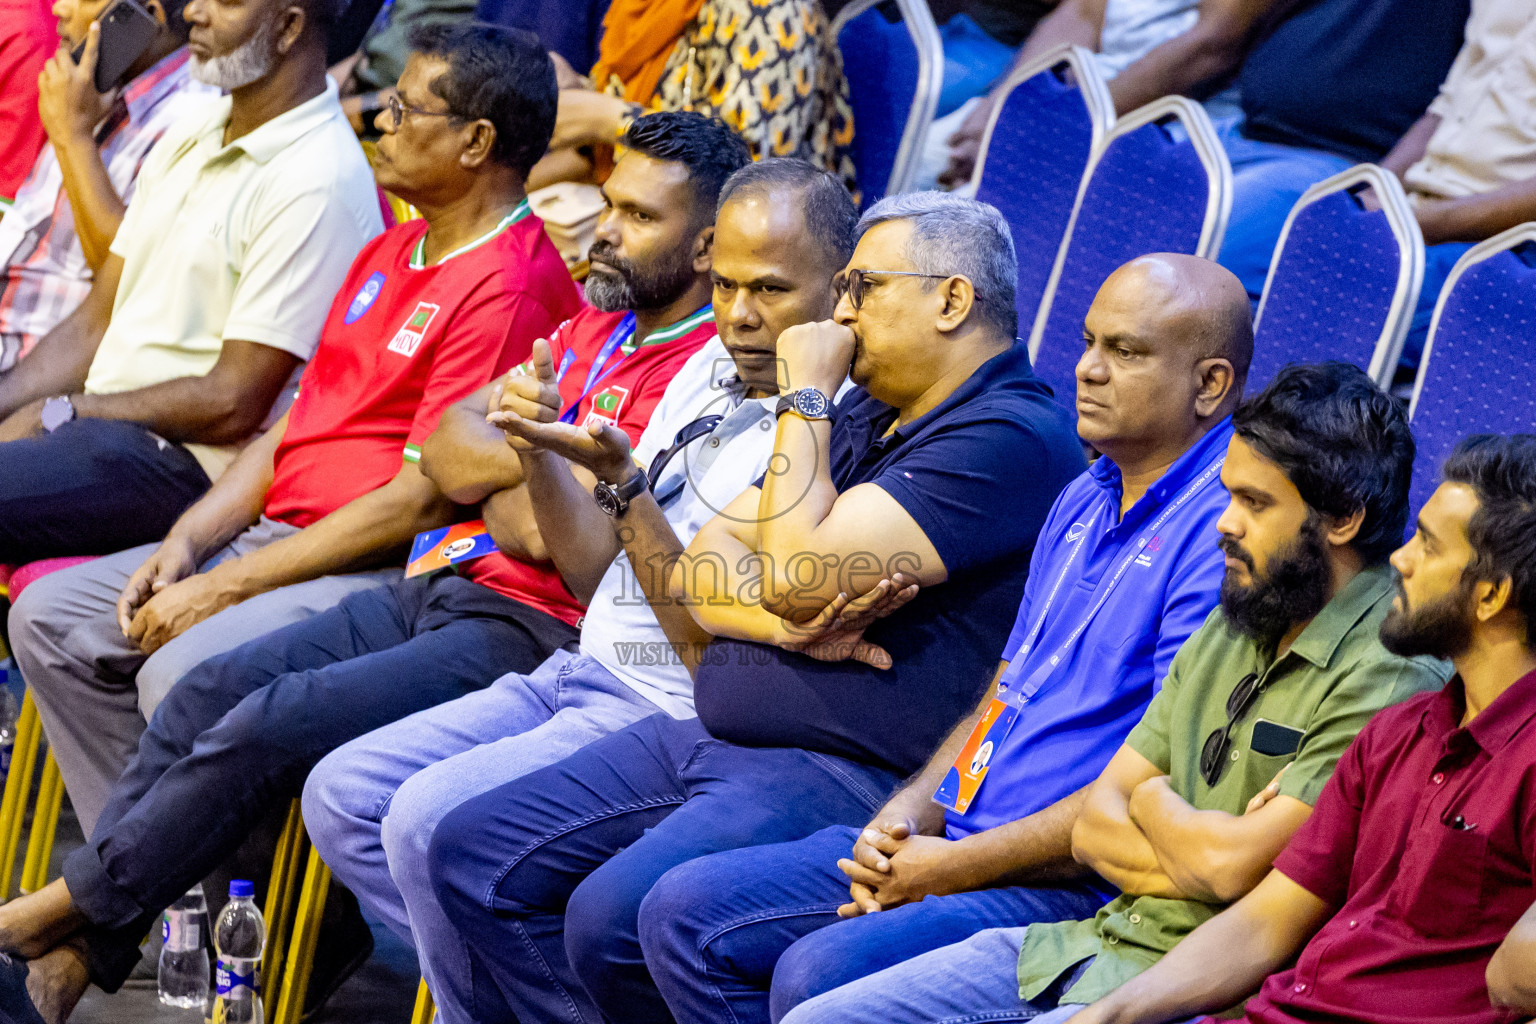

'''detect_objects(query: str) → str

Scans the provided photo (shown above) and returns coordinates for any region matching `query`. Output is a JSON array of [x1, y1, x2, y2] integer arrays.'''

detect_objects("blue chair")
[[831, 0, 942, 206], [1026, 97, 1232, 411], [1407, 223, 1536, 517], [972, 45, 1113, 338], [1249, 165, 1424, 390]]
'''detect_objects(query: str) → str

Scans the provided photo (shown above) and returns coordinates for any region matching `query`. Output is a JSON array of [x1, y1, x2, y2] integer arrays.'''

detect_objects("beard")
[[584, 240, 698, 313], [1220, 518, 1333, 652], [1380, 575, 1476, 660], [190, 16, 277, 90]]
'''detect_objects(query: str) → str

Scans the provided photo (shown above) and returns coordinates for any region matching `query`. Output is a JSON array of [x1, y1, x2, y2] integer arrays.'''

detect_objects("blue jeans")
[[1402, 240, 1474, 376], [1211, 114, 1355, 305], [938, 14, 1019, 117], [779, 932, 1205, 1024], [637, 825, 1110, 1024], [424, 714, 902, 1024], [302, 650, 665, 1018]]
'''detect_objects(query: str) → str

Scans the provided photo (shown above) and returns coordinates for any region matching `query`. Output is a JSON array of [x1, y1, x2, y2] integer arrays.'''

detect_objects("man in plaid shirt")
[[0, 0, 210, 376]]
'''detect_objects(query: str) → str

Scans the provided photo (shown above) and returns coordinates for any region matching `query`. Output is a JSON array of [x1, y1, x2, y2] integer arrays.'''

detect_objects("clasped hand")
[[835, 812, 955, 917]]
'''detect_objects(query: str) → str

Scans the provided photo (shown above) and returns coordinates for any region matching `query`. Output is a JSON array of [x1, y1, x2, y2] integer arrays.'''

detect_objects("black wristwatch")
[[40, 395, 76, 433], [594, 470, 648, 518], [775, 387, 835, 422]]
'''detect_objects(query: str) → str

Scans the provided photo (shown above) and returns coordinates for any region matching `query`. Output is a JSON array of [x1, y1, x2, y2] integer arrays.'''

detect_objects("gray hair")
[[718, 158, 859, 270], [856, 192, 1018, 337]]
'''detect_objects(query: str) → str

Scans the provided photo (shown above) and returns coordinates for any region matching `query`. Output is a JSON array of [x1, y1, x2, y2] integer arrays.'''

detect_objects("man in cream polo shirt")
[[0, 0, 381, 569]]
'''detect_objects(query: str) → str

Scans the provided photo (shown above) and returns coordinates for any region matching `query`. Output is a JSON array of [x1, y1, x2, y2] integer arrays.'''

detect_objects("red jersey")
[[461, 302, 717, 626], [264, 202, 580, 527], [0, 0, 52, 206]]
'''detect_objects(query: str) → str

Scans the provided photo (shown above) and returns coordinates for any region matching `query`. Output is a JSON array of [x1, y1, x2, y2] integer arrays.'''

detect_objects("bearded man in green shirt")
[[778, 362, 1452, 1024]]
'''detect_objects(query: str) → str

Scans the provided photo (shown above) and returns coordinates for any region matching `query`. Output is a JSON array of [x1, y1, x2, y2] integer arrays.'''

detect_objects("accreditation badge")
[[406, 520, 498, 578], [932, 697, 1020, 814]]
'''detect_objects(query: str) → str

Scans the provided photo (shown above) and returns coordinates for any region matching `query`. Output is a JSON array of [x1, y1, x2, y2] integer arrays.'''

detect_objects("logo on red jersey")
[[388, 302, 440, 357], [583, 385, 630, 429]]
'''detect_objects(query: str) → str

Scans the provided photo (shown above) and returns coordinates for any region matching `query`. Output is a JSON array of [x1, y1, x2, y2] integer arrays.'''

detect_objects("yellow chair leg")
[[0, 695, 42, 901], [271, 846, 329, 1024], [261, 799, 308, 1007], [410, 978, 436, 1024], [18, 751, 62, 893]]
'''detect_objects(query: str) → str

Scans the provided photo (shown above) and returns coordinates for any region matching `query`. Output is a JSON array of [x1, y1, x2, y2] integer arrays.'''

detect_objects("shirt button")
[[1128, 914, 1142, 924], [1106, 935, 1119, 945], [709, 437, 720, 447], [1230, 750, 1240, 762], [1432, 772, 1445, 784], [1294, 983, 1307, 994], [759, 420, 772, 430], [1348, 920, 1358, 929]]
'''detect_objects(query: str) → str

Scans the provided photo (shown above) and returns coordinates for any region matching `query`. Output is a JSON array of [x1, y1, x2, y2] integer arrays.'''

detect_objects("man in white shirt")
[[0, 0, 381, 566]]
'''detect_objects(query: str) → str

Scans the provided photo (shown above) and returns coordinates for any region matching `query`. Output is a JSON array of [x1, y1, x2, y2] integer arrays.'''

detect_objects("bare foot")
[[23, 942, 89, 1024], [0, 881, 87, 959]]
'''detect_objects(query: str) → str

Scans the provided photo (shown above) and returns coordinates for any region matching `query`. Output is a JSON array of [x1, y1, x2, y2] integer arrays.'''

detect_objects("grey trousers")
[[9, 517, 400, 835]]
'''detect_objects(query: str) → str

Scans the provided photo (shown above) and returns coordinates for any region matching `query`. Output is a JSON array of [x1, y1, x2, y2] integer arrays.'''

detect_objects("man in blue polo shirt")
[[634, 252, 1254, 1024], [416, 192, 1087, 1024]]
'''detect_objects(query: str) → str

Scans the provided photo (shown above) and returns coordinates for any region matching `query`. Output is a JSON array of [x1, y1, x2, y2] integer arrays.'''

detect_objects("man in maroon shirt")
[[1063, 432, 1536, 1024]]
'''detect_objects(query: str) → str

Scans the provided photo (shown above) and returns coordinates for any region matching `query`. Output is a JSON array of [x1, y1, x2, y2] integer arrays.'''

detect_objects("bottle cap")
[[229, 879, 255, 899]]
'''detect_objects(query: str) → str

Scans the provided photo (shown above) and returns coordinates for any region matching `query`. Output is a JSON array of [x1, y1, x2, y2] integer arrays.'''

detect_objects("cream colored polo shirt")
[[1404, 0, 1536, 200], [85, 78, 383, 479]]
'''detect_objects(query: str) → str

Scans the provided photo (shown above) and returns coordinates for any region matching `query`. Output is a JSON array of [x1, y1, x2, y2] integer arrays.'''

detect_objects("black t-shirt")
[[692, 343, 1085, 777], [1238, 0, 1469, 163]]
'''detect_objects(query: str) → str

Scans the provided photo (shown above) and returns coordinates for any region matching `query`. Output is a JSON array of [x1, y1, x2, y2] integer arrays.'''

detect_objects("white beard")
[[190, 16, 277, 90]]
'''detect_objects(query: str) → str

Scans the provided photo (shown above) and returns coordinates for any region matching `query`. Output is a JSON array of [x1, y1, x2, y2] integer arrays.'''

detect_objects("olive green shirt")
[[1016, 564, 1452, 1005]]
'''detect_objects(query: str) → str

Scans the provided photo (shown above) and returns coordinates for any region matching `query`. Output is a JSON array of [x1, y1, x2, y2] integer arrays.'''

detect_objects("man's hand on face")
[[126, 567, 244, 655], [38, 28, 110, 146], [769, 576, 919, 670], [836, 813, 957, 917], [774, 320, 856, 398]]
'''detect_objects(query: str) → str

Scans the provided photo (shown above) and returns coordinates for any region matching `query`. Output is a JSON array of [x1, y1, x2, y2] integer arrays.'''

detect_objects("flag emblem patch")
[[583, 385, 630, 428], [388, 302, 440, 356]]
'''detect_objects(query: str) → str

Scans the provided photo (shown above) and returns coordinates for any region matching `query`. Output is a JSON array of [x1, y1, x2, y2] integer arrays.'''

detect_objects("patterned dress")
[[599, 0, 858, 189]]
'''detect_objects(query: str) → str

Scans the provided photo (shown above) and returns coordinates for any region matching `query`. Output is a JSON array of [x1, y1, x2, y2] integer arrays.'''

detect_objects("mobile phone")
[[71, 0, 159, 94], [1250, 718, 1305, 758]]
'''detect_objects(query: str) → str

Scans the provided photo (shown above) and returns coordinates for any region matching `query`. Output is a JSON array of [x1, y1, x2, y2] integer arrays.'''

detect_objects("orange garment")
[[589, 0, 706, 104]]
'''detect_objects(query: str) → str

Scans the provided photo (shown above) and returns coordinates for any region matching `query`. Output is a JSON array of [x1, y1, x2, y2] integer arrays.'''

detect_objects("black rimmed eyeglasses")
[[835, 268, 951, 310], [1199, 672, 1263, 787]]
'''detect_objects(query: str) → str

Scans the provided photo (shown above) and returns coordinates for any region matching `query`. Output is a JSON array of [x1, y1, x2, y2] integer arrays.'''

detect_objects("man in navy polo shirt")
[[418, 192, 1086, 1024], [637, 252, 1255, 1024]]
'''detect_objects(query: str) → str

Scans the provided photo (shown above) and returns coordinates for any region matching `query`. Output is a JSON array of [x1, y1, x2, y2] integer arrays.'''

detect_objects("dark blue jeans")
[[425, 714, 902, 1024], [0, 418, 209, 563], [61, 574, 576, 991], [637, 825, 1111, 1024]]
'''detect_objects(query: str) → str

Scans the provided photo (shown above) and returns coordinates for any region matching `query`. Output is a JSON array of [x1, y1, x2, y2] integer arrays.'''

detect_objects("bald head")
[[1076, 254, 1252, 470], [1102, 254, 1253, 387]]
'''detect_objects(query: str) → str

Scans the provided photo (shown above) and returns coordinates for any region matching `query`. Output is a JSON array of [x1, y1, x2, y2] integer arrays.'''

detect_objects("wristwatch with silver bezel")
[[775, 387, 834, 422], [594, 469, 648, 518]]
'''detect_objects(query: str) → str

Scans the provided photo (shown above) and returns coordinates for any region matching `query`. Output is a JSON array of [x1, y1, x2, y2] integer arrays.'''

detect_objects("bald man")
[[634, 254, 1253, 1024]]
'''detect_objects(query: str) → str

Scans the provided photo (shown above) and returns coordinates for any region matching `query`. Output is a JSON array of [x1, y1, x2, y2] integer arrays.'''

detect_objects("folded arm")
[[1106, 0, 1285, 113], [1072, 746, 1190, 899], [1488, 898, 1536, 1014], [1412, 175, 1536, 246]]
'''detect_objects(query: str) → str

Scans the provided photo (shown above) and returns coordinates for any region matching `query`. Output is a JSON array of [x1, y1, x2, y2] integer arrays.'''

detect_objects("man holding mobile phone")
[[0, 0, 211, 382]]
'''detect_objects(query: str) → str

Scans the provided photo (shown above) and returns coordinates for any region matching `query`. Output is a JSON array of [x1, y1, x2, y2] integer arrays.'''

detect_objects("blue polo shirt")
[[695, 342, 1084, 777], [943, 418, 1233, 842]]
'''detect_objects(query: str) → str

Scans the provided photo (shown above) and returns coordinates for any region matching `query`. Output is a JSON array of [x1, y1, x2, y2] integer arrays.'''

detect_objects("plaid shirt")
[[0, 48, 212, 370]]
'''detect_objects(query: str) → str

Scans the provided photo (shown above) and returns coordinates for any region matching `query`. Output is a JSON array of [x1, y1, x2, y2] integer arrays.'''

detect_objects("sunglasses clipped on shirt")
[[1199, 672, 1263, 787], [646, 414, 724, 506]]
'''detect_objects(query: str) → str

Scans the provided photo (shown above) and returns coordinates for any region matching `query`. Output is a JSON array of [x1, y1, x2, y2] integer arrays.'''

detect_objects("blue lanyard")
[[555, 314, 636, 424], [999, 455, 1227, 709]]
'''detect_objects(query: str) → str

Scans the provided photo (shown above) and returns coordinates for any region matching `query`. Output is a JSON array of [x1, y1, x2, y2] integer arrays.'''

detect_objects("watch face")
[[794, 389, 830, 418], [594, 481, 624, 517], [40, 398, 72, 433]]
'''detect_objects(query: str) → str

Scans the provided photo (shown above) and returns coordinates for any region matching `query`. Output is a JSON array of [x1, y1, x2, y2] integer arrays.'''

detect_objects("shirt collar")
[[628, 304, 714, 353], [1444, 667, 1536, 754], [844, 340, 1034, 440], [1283, 563, 1396, 669], [1091, 416, 1235, 523], [120, 47, 192, 124], [195, 77, 343, 164]]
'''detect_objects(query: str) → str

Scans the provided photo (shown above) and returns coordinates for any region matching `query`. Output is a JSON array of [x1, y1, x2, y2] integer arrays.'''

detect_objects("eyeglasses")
[[386, 94, 459, 131], [835, 268, 951, 310], [1199, 672, 1262, 787]]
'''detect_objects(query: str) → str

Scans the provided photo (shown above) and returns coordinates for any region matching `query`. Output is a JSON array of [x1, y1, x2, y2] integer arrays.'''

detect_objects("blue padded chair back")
[[1408, 225, 1536, 518], [831, 0, 942, 207], [973, 46, 1113, 338], [1027, 97, 1232, 412], [1250, 165, 1424, 390]]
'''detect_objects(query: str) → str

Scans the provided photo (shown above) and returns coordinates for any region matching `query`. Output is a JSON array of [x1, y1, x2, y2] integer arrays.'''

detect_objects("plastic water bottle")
[[212, 880, 265, 1024], [159, 883, 209, 1009]]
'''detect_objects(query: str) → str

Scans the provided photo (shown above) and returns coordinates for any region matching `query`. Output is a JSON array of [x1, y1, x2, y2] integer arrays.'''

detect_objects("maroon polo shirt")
[[1214, 669, 1536, 1024]]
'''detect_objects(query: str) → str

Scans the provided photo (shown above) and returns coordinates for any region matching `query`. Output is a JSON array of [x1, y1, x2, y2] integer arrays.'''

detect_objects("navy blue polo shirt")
[[694, 343, 1085, 777], [1238, 0, 1469, 163]]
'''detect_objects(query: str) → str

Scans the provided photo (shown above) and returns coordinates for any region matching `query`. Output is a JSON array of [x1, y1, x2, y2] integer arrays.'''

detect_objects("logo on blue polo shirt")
[[1135, 534, 1162, 568], [344, 272, 386, 324]]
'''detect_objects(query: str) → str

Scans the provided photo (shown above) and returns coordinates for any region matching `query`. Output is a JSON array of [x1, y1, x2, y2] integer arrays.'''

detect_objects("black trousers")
[[0, 418, 210, 563]]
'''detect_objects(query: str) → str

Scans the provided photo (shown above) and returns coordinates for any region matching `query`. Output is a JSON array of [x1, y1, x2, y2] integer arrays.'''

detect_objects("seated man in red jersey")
[[1061, 433, 1536, 1024], [0, 109, 749, 1024], [10, 22, 577, 841]]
